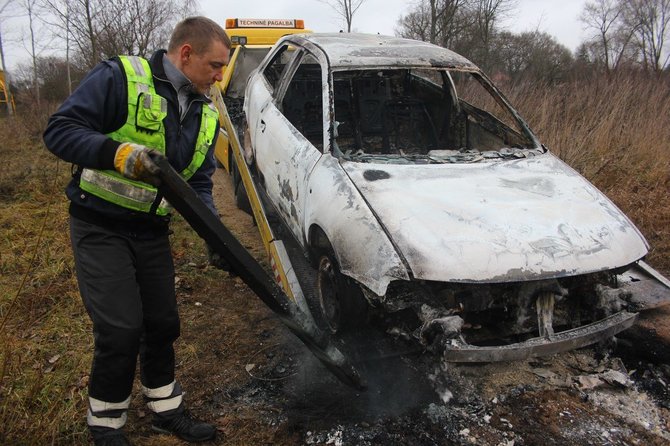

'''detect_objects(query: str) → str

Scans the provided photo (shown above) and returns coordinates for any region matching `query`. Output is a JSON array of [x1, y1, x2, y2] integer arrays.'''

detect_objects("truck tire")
[[234, 179, 252, 215], [230, 159, 252, 215]]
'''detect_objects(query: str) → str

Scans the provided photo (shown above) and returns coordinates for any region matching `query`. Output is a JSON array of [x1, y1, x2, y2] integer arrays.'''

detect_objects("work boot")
[[89, 426, 132, 446], [151, 406, 216, 442]]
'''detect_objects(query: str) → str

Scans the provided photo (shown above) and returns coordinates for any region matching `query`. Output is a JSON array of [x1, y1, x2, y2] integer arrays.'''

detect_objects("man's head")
[[167, 16, 231, 95]]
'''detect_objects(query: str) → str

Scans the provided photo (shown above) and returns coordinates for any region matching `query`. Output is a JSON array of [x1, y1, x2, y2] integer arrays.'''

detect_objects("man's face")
[[181, 40, 230, 95]]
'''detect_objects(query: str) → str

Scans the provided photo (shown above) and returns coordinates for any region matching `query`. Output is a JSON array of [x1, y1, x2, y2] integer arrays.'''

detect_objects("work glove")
[[114, 143, 162, 186], [207, 244, 232, 272]]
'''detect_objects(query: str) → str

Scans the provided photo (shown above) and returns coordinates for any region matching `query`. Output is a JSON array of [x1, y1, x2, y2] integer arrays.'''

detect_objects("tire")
[[316, 250, 368, 334], [230, 157, 240, 190], [231, 159, 252, 215], [234, 178, 252, 215]]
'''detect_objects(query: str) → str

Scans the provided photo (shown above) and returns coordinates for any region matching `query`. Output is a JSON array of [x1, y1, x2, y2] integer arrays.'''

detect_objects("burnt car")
[[241, 33, 669, 361]]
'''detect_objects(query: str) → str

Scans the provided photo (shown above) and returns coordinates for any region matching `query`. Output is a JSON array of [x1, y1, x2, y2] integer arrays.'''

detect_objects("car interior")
[[330, 69, 533, 158], [278, 62, 535, 160], [281, 60, 324, 148]]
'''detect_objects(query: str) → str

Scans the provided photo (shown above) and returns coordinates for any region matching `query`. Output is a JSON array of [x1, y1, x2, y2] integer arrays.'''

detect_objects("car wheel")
[[316, 251, 367, 334]]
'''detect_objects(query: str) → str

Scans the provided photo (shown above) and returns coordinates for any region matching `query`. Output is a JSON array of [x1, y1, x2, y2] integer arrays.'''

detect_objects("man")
[[43, 16, 230, 445]]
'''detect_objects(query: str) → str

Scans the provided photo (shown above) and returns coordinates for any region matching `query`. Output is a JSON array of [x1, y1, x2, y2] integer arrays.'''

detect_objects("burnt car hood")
[[342, 153, 649, 283]]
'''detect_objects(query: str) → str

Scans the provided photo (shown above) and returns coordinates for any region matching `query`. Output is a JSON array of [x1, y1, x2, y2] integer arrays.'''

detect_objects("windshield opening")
[[331, 68, 541, 164]]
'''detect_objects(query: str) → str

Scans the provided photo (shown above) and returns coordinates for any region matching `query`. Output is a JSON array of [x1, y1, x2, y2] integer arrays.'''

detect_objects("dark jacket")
[[43, 50, 219, 236]]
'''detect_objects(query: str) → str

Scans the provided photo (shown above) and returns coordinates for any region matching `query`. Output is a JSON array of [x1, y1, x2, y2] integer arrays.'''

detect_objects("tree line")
[[1, 0, 670, 111], [0, 0, 196, 110], [396, 0, 670, 84]]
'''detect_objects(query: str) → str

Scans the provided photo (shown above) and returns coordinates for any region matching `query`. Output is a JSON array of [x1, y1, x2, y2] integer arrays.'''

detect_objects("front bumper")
[[443, 311, 638, 362]]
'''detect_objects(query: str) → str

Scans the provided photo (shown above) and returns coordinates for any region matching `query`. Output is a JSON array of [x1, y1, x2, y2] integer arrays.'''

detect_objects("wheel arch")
[[308, 223, 334, 264]]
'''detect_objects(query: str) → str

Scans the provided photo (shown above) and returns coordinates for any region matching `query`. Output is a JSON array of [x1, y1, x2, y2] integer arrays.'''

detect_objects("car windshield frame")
[[326, 65, 542, 164]]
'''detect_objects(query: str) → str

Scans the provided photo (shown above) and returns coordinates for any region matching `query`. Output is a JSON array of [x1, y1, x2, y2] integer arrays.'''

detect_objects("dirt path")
[[129, 168, 670, 445]]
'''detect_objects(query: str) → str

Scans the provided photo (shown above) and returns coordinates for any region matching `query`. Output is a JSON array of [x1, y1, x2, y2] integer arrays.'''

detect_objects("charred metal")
[[241, 32, 670, 365]]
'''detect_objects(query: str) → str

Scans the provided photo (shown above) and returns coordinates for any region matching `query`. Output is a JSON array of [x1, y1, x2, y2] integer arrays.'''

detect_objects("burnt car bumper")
[[443, 310, 638, 362]]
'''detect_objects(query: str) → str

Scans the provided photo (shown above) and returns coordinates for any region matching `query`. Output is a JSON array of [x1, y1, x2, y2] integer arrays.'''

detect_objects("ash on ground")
[[204, 163, 670, 446], [208, 323, 670, 446]]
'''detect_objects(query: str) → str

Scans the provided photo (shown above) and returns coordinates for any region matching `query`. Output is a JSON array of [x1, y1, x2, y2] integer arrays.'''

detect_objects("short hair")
[[168, 16, 231, 54]]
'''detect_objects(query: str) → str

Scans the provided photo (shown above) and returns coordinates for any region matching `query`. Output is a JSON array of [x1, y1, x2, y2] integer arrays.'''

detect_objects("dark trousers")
[[70, 216, 180, 403]]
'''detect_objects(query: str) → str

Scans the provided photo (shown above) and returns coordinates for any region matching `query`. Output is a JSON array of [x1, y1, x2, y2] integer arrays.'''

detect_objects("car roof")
[[279, 32, 478, 70]]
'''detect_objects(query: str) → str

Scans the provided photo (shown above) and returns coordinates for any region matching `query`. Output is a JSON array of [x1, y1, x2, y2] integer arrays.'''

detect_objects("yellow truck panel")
[[0, 70, 15, 114]]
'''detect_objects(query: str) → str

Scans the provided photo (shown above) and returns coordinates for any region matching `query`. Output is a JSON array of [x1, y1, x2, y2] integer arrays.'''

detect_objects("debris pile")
[[207, 326, 670, 445]]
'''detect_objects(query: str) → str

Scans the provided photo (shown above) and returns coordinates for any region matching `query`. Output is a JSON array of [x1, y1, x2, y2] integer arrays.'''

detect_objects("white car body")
[[243, 33, 648, 299]]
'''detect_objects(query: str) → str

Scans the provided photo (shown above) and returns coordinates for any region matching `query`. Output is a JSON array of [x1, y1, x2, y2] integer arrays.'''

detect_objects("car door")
[[246, 43, 298, 149], [254, 50, 326, 244]]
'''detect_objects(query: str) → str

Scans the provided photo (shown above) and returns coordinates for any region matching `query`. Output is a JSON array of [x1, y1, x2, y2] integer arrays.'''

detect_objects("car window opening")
[[281, 54, 324, 150], [262, 44, 297, 91], [327, 69, 540, 164]]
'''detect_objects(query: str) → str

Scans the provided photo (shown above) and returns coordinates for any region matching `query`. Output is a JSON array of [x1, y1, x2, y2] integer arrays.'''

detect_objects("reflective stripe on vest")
[[79, 55, 219, 216], [80, 168, 171, 214]]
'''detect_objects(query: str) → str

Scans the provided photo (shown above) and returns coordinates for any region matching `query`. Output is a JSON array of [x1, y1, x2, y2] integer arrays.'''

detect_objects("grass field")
[[0, 111, 91, 443], [0, 73, 668, 444]]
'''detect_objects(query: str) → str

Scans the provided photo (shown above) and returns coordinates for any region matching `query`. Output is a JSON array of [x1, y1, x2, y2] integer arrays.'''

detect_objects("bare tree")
[[320, 0, 368, 33], [438, 0, 471, 48], [396, 2, 432, 42], [580, 0, 637, 72], [625, 0, 670, 71], [17, 0, 43, 106], [472, 0, 515, 46], [12, 54, 78, 102], [492, 30, 573, 83], [469, 0, 516, 68], [396, 0, 470, 47], [0, 0, 16, 114], [396, 0, 515, 70], [64, 0, 71, 94], [39, 0, 100, 70], [96, 0, 196, 58], [40, 0, 197, 71], [426, 0, 468, 45]]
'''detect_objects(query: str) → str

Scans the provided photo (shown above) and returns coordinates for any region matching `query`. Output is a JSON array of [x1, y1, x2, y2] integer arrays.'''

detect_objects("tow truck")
[[209, 18, 319, 331]]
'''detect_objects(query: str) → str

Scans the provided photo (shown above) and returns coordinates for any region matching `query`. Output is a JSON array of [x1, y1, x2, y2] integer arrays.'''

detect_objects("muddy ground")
[[126, 168, 670, 445]]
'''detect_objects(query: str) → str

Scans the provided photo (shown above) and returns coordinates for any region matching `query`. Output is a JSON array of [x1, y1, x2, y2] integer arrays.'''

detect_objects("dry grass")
[[0, 108, 231, 444], [0, 72, 668, 444], [0, 114, 90, 444]]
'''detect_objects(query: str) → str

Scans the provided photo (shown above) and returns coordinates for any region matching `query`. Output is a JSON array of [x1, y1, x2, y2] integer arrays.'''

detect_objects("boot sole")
[[151, 425, 216, 442]]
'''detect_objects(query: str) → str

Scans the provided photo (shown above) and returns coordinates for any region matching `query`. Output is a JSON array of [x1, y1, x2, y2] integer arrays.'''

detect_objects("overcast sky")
[[199, 0, 589, 49], [1, 0, 590, 73]]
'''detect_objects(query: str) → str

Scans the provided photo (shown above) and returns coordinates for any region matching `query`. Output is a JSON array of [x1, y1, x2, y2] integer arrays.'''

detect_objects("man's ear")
[[180, 44, 193, 64]]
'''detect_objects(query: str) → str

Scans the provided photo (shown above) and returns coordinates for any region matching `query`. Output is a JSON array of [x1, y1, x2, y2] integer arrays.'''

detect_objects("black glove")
[[207, 244, 232, 272]]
